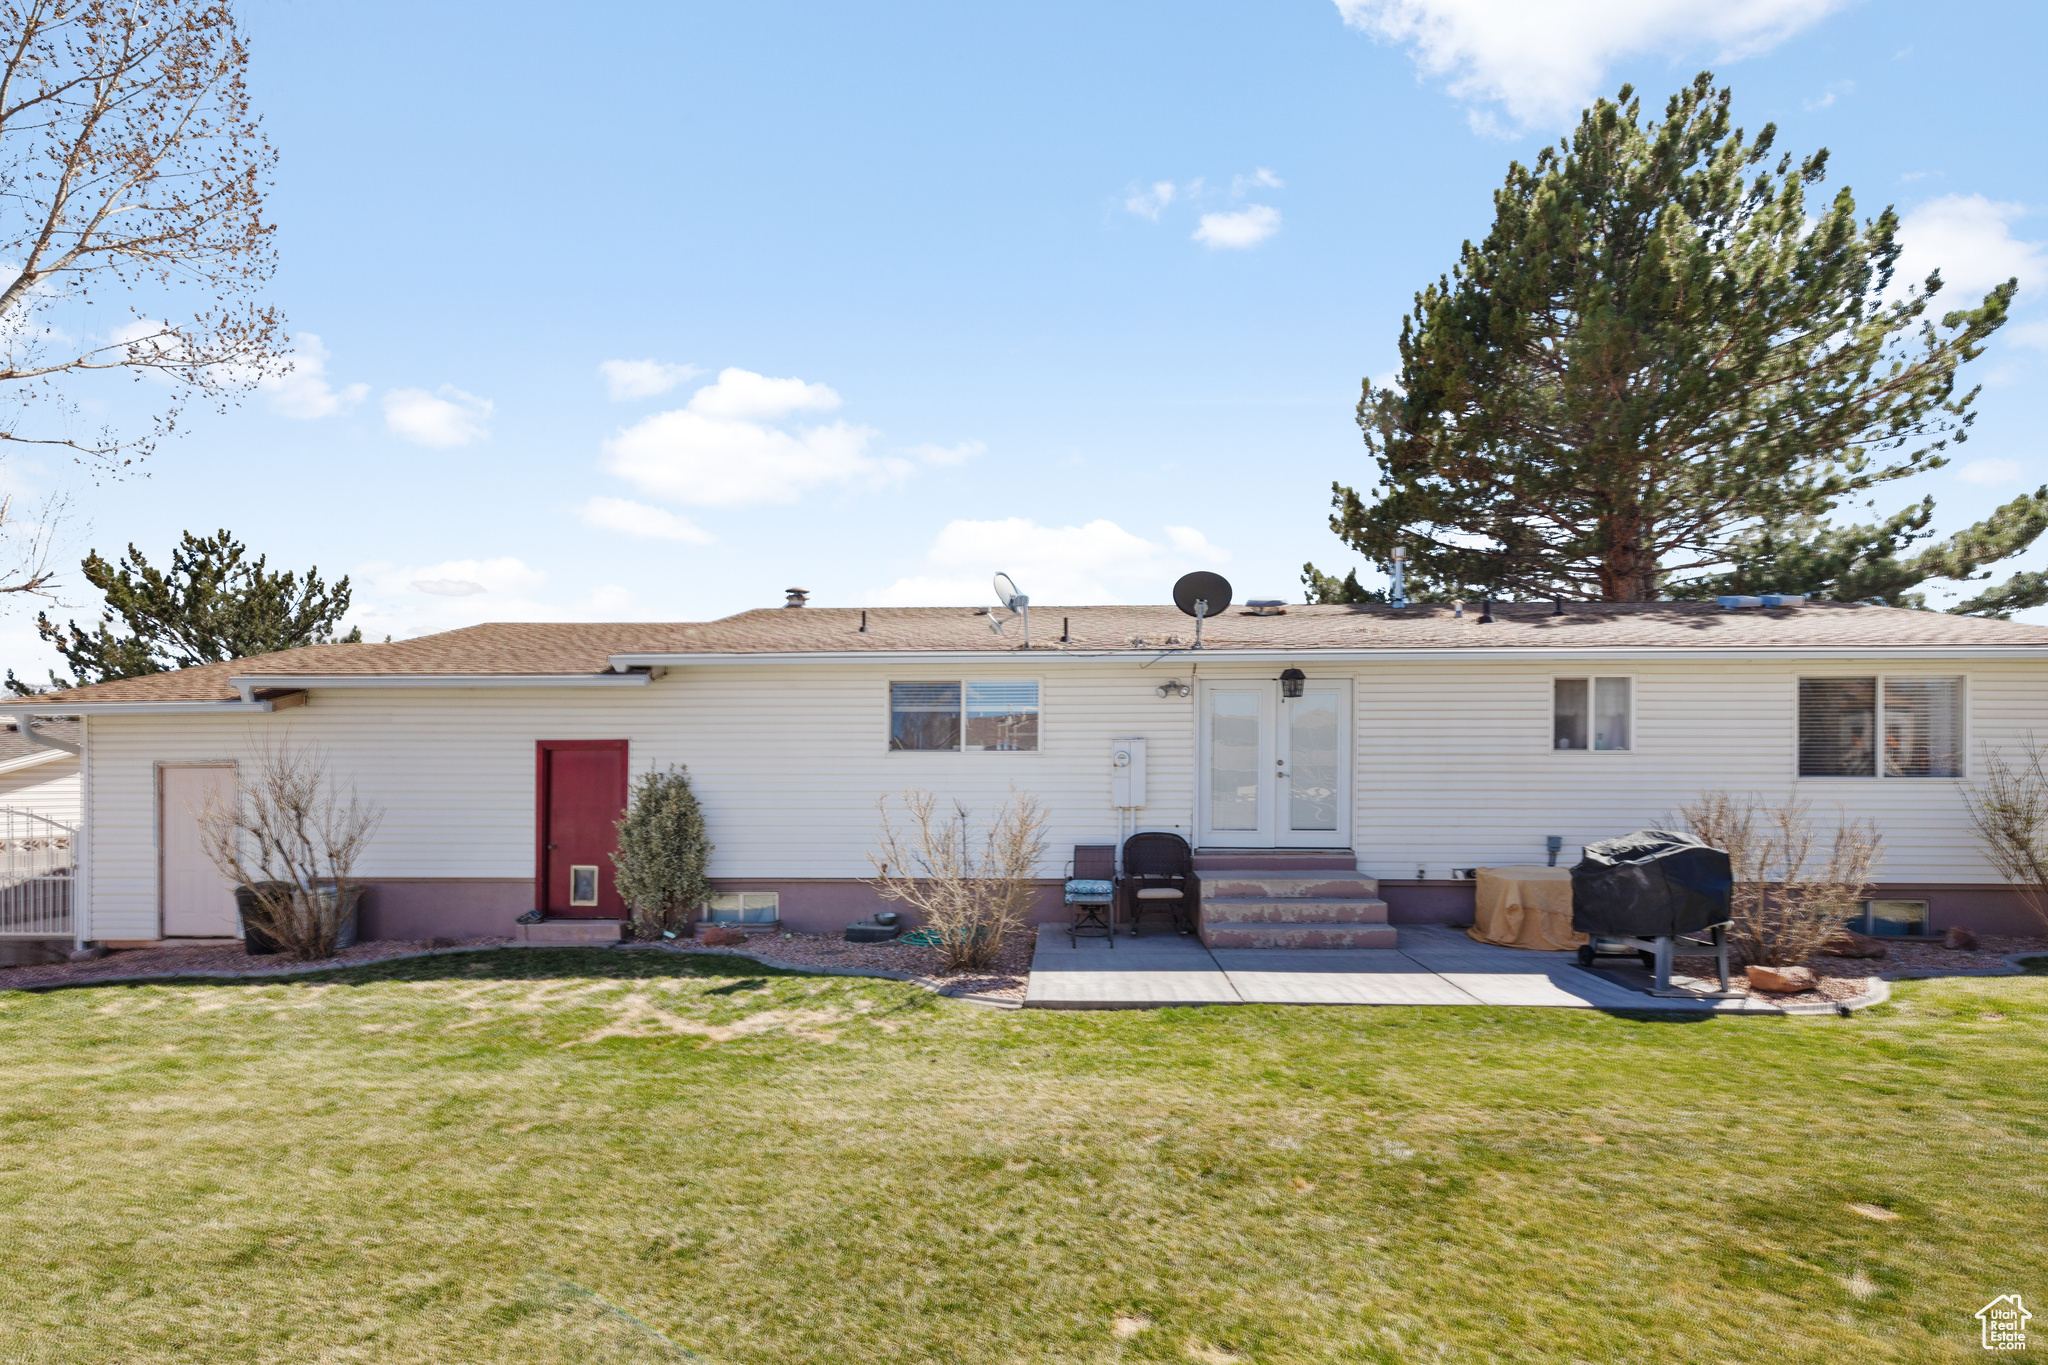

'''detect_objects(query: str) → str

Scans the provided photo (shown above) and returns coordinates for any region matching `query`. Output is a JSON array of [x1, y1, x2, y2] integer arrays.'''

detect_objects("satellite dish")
[[990, 572, 1030, 647], [1173, 571, 1233, 619]]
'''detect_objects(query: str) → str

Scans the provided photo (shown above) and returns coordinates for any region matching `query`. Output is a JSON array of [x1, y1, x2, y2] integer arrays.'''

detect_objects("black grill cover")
[[1570, 830, 1732, 937]]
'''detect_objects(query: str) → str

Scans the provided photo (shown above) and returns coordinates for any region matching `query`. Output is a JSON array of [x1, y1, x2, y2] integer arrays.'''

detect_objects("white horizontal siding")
[[80, 655, 2048, 940], [0, 756, 81, 826]]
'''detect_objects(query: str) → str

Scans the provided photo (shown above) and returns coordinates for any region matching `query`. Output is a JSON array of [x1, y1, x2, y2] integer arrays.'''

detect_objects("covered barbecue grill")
[[1571, 830, 1735, 994]]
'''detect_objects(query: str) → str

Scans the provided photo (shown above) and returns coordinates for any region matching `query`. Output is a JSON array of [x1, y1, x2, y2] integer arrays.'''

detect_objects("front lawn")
[[1, 948, 2042, 1363]]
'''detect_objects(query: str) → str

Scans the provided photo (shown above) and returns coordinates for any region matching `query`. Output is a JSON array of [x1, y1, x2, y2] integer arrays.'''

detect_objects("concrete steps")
[[515, 919, 624, 946], [1195, 853, 1397, 951]]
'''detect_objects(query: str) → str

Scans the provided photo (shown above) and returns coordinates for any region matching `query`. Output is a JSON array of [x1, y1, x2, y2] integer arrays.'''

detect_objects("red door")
[[536, 740, 630, 918]]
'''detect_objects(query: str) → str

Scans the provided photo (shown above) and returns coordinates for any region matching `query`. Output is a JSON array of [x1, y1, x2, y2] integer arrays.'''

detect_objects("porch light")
[[1280, 667, 1306, 699]]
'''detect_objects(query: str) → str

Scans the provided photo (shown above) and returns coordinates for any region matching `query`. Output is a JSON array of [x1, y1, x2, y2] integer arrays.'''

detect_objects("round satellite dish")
[[1173, 571, 1233, 618], [993, 572, 1022, 609]]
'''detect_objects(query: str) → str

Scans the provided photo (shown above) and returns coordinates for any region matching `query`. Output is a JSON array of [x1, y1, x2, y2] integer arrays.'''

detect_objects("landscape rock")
[[1944, 926, 1979, 951], [1821, 930, 1888, 959], [1746, 964, 1817, 993]]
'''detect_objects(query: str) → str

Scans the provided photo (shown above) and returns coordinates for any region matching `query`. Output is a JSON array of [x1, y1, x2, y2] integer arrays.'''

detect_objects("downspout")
[[5, 711, 81, 756]]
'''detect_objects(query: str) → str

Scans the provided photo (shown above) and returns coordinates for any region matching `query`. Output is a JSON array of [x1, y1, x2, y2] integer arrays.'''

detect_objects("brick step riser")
[[1201, 923, 1400, 950], [1194, 853, 1358, 873], [1201, 898, 1389, 926], [1202, 877, 1380, 900]]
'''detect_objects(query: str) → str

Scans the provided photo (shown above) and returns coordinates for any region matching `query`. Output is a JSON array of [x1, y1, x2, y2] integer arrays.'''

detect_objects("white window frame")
[[886, 678, 1043, 755], [1550, 675, 1636, 754], [1795, 673, 1970, 781], [703, 892, 780, 924]]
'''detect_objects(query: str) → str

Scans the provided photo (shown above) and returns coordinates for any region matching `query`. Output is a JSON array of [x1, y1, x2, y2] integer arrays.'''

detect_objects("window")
[[1798, 676, 1964, 778], [890, 681, 1039, 752], [1554, 677, 1631, 751], [704, 892, 779, 924]]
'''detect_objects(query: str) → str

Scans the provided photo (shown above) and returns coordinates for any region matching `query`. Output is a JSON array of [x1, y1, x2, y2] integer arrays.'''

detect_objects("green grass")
[[1, 948, 2043, 1364]]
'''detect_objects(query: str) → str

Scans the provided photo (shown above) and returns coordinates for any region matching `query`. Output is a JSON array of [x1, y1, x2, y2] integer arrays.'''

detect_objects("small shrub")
[[700, 926, 748, 947], [1963, 738, 2048, 932], [195, 735, 382, 962], [868, 789, 1048, 972], [612, 766, 713, 939], [1681, 791, 1880, 967]]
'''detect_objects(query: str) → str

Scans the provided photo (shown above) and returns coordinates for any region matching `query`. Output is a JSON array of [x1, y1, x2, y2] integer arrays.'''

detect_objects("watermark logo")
[[1978, 1295, 2031, 1351]]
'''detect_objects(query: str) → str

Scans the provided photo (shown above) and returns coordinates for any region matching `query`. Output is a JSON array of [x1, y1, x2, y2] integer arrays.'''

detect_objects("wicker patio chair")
[[1121, 831, 1199, 937], [1063, 844, 1117, 947]]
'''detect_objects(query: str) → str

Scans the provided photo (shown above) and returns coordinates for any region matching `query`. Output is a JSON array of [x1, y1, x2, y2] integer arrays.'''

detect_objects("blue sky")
[[7, 0, 2047, 674]]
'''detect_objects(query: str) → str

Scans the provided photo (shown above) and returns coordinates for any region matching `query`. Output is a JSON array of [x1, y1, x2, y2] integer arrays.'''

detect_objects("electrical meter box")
[[1110, 738, 1146, 808]]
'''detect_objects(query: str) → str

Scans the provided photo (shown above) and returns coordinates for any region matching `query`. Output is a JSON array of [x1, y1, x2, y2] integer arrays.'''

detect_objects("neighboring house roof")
[[0, 718, 82, 768], [22, 602, 2048, 709]]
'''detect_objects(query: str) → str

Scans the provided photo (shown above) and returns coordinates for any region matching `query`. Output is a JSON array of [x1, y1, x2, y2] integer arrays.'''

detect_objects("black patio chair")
[[1121, 831, 1199, 937], [1062, 844, 1117, 947]]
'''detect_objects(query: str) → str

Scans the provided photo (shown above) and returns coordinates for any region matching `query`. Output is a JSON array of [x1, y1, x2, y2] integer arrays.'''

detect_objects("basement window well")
[[1554, 677, 1632, 752], [704, 892, 780, 924]]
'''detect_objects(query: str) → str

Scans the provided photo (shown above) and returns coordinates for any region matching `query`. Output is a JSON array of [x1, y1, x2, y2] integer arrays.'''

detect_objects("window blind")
[[1798, 678, 1877, 777], [1883, 677, 1964, 778]]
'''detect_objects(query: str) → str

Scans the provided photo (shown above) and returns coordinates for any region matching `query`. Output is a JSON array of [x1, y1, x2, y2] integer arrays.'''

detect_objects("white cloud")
[[599, 358, 702, 401], [1895, 195, 2045, 298], [1194, 205, 1282, 250], [383, 386, 493, 448], [601, 367, 903, 508], [1232, 167, 1284, 195], [1333, 0, 1849, 131], [1957, 458, 2025, 486], [1125, 181, 1177, 220], [906, 440, 985, 466], [684, 367, 840, 421], [262, 334, 368, 419], [577, 495, 715, 544], [1802, 79, 1853, 112], [347, 556, 647, 639], [868, 518, 1232, 606]]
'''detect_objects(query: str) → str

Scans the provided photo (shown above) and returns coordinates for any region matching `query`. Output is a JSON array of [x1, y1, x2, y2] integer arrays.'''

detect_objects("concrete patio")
[[1024, 922, 1808, 1013]]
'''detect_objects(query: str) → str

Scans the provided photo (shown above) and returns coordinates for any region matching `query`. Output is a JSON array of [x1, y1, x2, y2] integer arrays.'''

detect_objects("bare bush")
[[1681, 791, 1881, 967], [1962, 738, 2048, 931], [867, 789, 1049, 972], [195, 734, 381, 960]]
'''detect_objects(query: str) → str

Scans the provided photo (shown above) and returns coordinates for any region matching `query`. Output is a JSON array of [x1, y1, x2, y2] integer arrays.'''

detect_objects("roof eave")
[[227, 672, 656, 691], [608, 645, 2048, 667]]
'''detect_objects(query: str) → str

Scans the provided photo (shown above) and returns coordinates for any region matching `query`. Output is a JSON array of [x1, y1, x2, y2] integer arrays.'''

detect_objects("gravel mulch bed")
[[1664, 934, 2048, 1010], [0, 937, 514, 992], [659, 929, 1034, 1002]]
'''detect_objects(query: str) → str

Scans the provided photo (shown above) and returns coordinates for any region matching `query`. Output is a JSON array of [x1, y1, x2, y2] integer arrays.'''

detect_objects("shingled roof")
[[24, 601, 2048, 708]]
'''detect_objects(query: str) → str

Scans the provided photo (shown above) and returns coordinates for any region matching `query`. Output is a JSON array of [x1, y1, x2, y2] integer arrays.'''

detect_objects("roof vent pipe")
[[1478, 597, 1494, 624], [784, 588, 809, 608], [1388, 546, 1408, 609]]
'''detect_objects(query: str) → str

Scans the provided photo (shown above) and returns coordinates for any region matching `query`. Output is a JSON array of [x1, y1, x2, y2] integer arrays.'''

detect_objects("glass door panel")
[[1207, 689, 1265, 833], [1285, 689, 1340, 832]]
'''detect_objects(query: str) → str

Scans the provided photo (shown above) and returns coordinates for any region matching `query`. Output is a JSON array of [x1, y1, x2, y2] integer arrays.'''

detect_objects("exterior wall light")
[[1280, 667, 1306, 699]]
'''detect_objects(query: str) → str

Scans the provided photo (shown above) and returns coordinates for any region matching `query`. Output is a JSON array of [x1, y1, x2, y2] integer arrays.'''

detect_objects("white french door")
[[1196, 679, 1352, 848]]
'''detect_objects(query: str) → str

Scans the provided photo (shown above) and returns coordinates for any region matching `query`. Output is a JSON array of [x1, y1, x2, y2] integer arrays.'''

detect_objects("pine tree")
[[1312, 74, 2029, 607], [20, 530, 358, 692]]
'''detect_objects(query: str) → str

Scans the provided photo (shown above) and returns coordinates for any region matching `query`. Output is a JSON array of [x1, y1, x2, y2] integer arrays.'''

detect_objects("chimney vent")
[[784, 587, 809, 608]]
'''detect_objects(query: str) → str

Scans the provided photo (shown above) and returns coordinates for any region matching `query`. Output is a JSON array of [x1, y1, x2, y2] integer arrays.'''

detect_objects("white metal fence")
[[0, 807, 75, 937]]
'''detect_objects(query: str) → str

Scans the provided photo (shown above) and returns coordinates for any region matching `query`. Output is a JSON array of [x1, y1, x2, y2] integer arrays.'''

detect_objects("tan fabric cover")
[[1467, 865, 1586, 950], [1135, 887, 1185, 899]]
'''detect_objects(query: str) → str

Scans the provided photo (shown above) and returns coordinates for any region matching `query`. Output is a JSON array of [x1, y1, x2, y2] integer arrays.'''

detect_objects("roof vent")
[[1760, 594, 1805, 609], [1246, 599, 1286, 616], [1717, 595, 1763, 611], [784, 587, 809, 608]]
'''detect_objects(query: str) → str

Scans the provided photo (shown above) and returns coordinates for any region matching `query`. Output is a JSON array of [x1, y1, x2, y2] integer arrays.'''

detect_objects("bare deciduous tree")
[[0, 0, 287, 484], [1681, 791, 1882, 967], [195, 734, 381, 961], [1962, 738, 2048, 931], [867, 789, 1048, 972]]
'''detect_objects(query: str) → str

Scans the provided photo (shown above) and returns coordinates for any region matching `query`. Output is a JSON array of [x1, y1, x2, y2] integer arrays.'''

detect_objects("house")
[[0, 717, 82, 959], [11, 597, 2048, 950], [0, 718, 81, 827]]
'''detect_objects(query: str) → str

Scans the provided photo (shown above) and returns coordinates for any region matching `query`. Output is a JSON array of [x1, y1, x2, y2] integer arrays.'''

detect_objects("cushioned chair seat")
[[1063, 879, 1115, 903], [1135, 887, 1184, 899]]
